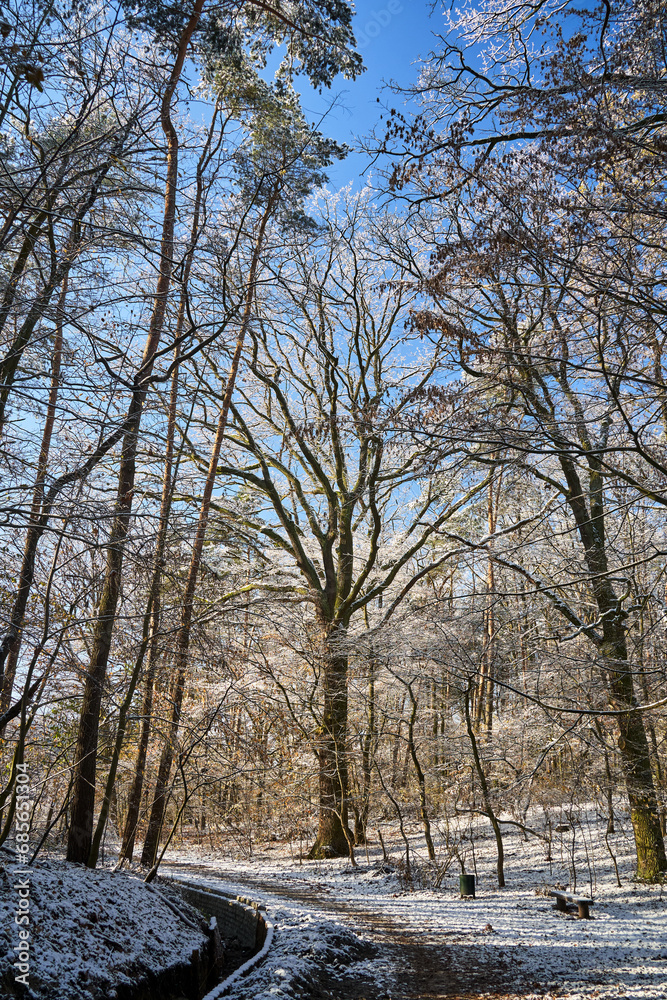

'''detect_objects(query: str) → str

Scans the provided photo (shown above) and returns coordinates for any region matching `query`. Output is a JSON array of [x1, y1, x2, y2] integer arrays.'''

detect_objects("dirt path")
[[164, 861, 538, 999]]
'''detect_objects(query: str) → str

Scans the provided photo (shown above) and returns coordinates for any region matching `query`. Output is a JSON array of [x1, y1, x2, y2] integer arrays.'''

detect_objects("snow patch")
[[0, 857, 208, 999]]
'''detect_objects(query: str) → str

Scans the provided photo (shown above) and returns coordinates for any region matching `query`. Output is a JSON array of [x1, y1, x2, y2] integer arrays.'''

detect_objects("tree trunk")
[[355, 648, 377, 845], [406, 680, 436, 861], [0, 275, 65, 717], [117, 93, 223, 861], [593, 718, 615, 834], [140, 670, 185, 867], [118, 343, 179, 864], [119, 644, 165, 862], [603, 631, 667, 879], [66, 0, 206, 864], [309, 627, 353, 859], [559, 453, 666, 879], [477, 466, 499, 736], [464, 685, 505, 887], [139, 190, 278, 869], [88, 585, 157, 867], [594, 584, 665, 879]]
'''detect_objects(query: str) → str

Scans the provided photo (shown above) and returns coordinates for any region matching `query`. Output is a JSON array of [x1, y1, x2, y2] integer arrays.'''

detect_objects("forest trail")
[[165, 861, 531, 999]]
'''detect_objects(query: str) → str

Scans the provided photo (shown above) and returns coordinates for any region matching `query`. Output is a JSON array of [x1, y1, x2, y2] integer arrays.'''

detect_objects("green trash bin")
[[459, 873, 475, 898]]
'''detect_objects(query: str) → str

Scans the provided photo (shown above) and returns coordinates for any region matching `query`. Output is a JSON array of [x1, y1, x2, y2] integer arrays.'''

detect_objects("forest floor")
[[160, 811, 667, 1000], [1, 810, 666, 999]]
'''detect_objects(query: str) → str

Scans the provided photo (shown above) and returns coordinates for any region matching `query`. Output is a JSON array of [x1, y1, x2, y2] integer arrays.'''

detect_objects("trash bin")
[[459, 873, 475, 898]]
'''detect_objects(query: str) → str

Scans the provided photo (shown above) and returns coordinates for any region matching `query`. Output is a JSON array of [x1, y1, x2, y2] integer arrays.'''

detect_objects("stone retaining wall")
[[168, 877, 268, 953]]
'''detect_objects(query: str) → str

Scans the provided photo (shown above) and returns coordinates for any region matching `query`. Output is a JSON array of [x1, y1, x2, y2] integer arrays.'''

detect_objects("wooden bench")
[[549, 890, 594, 919]]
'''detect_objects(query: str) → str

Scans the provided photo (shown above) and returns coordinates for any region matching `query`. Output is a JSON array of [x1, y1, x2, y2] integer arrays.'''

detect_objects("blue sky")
[[300, 1, 443, 188]]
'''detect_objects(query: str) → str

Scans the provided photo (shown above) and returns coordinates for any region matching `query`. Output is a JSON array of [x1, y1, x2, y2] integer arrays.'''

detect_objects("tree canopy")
[[0, 0, 665, 886]]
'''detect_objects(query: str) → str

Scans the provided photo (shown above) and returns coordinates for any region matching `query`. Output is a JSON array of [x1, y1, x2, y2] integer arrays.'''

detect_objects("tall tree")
[[0, 1, 160, 729], [208, 194, 492, 856], [379, 0, 667, 881], [140, 87, 343, 869], [66, 0, 363, 865], [402, 183, 667, 878]]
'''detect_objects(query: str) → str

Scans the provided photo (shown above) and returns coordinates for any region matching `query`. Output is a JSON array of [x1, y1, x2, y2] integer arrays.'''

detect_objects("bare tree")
[[206, 194, 492, 856]]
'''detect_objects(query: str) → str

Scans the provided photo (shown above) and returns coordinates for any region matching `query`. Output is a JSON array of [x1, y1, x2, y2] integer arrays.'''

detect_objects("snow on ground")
[[161, 808, 667, 999], [0, 851, 208, 999], [209, 907, 378, 1000], [1, 807, 665, 999]]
